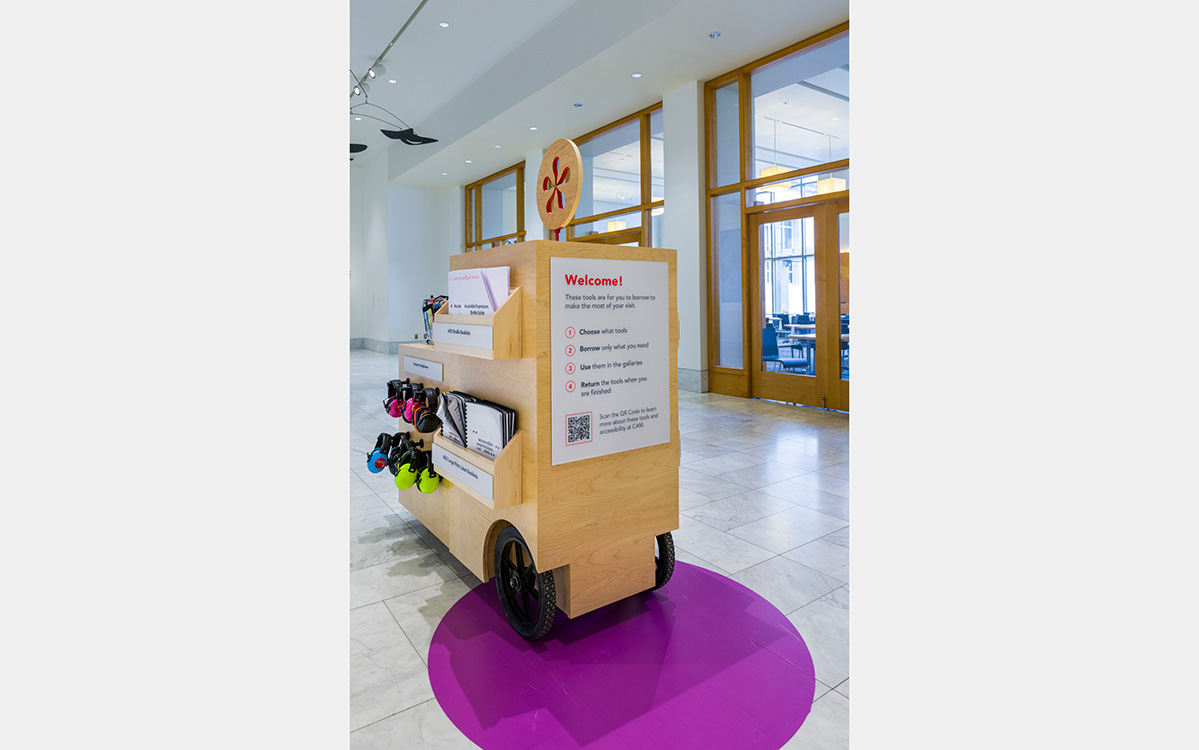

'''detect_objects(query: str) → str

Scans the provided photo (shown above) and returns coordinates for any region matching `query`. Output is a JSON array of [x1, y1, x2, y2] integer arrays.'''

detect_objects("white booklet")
[[447, 267, 510, 316]]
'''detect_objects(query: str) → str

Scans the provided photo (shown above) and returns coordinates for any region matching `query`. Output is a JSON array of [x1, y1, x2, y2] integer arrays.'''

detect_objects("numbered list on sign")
[[550, 257, 670, 465]]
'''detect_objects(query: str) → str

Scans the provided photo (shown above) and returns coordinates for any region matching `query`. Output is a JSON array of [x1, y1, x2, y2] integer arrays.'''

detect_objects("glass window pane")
[[577, 121, 640, 220], [480, 171, 518, 240], [751, 35, 848, 179], [650, 205, 666, 248], [713, 192, 742, 368], [761, 215, 816, 376], [713, 81, 740, 187], [572, 209, 641, 237], [649, 109, 664, 202], [839, 211, 849, 380], [748, 167, 848, 206]]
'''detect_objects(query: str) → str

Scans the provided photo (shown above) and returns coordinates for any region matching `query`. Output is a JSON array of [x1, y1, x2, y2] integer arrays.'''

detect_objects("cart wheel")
[[494, 526, 556, 640], [652, 532, 675, 590]]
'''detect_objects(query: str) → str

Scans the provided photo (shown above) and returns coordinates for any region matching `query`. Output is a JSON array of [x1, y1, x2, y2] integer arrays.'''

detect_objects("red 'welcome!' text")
[[564, 274, 622, 286]]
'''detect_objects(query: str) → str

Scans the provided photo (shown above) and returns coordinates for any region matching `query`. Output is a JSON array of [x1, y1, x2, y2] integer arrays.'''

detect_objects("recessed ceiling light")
[[442, 172, 448, 175], [354, 117, 362, 120], [709, 31, 721, 39], [388, 79, 396, 84], [439, 21, 449, 27], [832, 117, 840, 120], [529, 126, 538, 131], [631, 72, 642, 78], [494, 144, 501, 148], [465, 160, 472, 163]]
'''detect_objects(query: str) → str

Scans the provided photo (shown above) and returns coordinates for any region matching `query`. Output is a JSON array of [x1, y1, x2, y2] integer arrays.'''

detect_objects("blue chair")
[[761, 327, 808, 373]]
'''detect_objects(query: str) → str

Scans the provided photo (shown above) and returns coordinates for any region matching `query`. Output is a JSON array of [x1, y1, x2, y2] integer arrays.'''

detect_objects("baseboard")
[[353, 338, 403, 354], [678, 368, 709, 393]]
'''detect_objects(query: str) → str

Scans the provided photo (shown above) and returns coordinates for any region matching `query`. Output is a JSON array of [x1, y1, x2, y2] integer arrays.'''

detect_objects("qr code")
[[566, 413, 592, 445]]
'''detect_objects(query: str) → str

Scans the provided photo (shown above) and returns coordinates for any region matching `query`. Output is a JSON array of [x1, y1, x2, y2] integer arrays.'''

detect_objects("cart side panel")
[[533, 241, 681, 617]]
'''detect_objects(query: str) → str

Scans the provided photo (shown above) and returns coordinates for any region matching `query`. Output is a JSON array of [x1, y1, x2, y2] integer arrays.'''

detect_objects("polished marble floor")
[[349, 349, 849, 749]]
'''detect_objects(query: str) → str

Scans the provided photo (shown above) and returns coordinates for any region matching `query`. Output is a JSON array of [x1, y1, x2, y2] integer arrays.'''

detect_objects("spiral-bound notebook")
[[437, 391, 516, 461]]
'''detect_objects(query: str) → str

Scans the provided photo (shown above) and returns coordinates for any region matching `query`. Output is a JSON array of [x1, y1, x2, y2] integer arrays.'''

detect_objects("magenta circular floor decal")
[[428, 562, 816, 749]]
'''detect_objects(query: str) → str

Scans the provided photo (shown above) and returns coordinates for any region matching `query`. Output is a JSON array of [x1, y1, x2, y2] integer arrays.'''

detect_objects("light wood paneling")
[[395, 240, 679, 619], [431, 287, 522, 360], [702, 23, 850, 407], [432, 431, 522, 510]]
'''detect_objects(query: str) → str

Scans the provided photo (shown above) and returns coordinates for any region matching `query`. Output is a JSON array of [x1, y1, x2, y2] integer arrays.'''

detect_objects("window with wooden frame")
[[565, 104, 664, 247], [464, 163, 525, 252], [704, 23, 849, 387]]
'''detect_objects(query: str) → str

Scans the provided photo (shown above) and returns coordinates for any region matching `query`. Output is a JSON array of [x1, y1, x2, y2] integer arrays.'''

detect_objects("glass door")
[[749, 199, 848, 409]]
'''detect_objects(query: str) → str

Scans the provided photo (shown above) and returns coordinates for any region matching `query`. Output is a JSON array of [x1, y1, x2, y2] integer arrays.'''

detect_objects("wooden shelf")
[[431, 431, 522, 510], [430, 287, 521, 360]]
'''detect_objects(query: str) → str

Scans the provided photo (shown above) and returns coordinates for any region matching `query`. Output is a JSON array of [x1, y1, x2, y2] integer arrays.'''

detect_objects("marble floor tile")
[[350, 517, 429, 571], [375, 496, 418, 525], [350, 477, 383, 499], [350, 551, 460, 609], [782, 539, 849, 581], [350, 699, 479, 750], [672, 545, 732, 576], [750, 441, 847, 472], [678, 437, 728, 459], [712, 430, 778, 452], [673, 515, 776, 574], [787, 586, 849, 686], [350, 603, 436, 732], [684, 450, 777, 477], [813, 678, 834, 702], [383, 578, 474, 664], [789, 471, 851, 499], [714, 457, 813, 489], [727, 505, 849, 554], [350, 492, 394, 521], [682, 489, 795, 531], [729, 556, 845, 615], [678, 467, 745, 500], [758, 480, 849, 521], [821, 527, 850, 550], [782, 690, 849, 750], [677, 486, 714, 511], [818, 461, 850, 480]]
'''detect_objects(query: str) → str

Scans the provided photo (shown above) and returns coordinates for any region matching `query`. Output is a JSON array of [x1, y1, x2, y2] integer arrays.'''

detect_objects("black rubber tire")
[[651, 532, 675, 590], [494, 526, 556, 640]]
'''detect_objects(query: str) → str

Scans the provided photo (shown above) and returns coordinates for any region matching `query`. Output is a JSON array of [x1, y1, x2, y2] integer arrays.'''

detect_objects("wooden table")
[[786, 333, 850, 369]]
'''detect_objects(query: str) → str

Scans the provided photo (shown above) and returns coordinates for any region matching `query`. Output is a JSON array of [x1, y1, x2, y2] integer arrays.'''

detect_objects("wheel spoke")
[[515, 544, 525, 571]]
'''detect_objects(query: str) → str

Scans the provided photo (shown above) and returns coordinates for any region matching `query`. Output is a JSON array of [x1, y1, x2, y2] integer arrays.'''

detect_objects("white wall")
[[357, 155, 391, 344], [387, 184, 460, 343], [350, 149, 464, 350], [349, 165, 365, 340], [663, 80, 709, 386]]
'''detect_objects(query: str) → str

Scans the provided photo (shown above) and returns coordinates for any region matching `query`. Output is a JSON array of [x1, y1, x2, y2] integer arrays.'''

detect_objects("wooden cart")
[[393, 240, 680, 639]]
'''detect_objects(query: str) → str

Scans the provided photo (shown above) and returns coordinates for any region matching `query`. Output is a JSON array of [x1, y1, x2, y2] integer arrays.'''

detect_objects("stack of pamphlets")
[[436, 391, 517, 461], [447, 267, 510, 316]]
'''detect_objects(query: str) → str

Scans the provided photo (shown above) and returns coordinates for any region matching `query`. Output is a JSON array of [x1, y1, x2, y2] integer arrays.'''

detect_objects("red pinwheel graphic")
[[542, 157, 571, 214]]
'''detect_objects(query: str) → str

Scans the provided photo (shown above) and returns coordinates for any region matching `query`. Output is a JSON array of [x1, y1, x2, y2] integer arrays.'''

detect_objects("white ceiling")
[[349, 0, 849, 186]]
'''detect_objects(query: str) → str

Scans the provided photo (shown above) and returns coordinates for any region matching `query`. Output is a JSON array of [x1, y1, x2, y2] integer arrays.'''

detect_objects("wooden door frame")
[[747, 197, 848, 409]]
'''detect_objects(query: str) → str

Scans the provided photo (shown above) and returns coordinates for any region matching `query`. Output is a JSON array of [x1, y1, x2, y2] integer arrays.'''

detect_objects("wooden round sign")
[[537, 138, 583, 233]]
